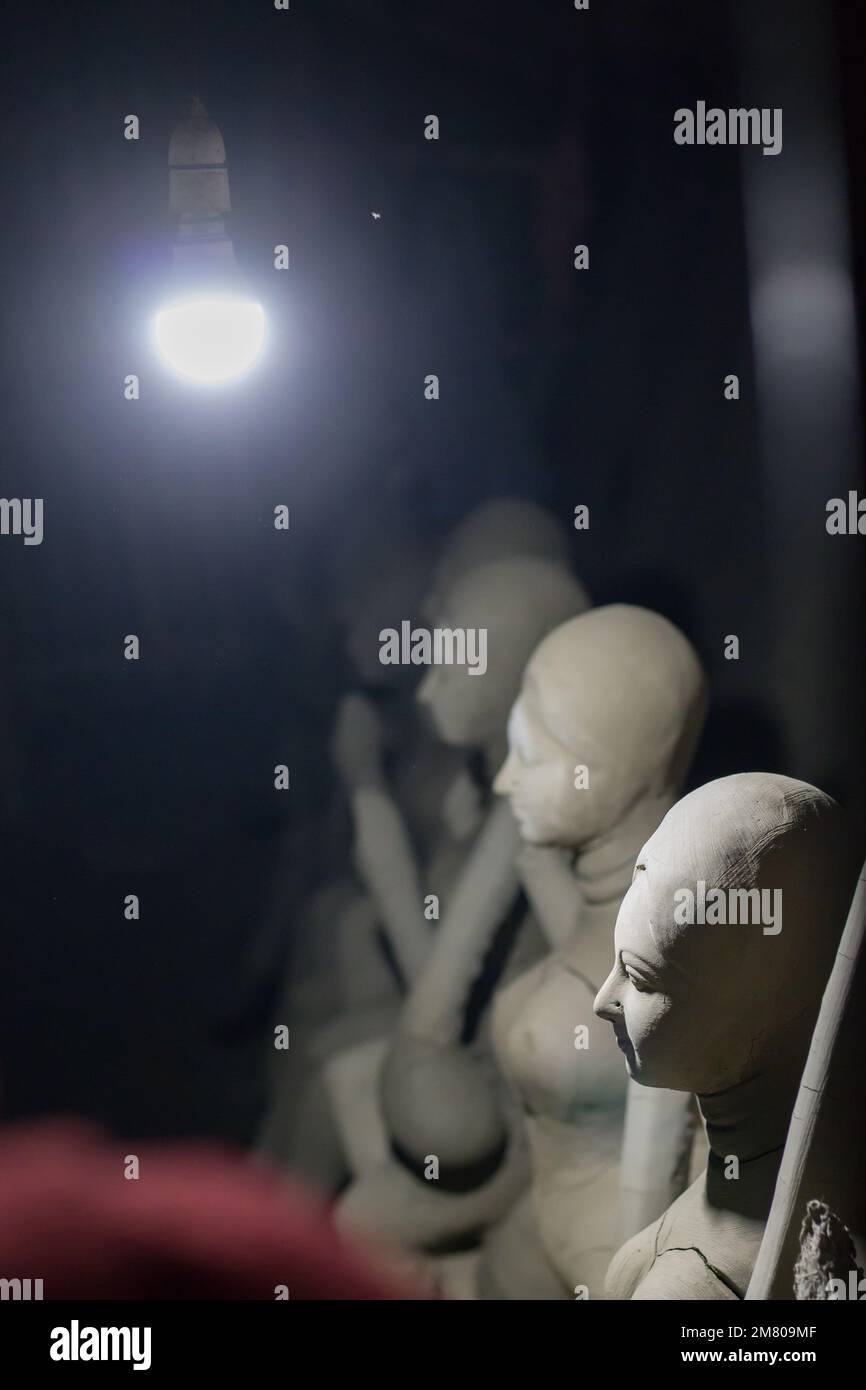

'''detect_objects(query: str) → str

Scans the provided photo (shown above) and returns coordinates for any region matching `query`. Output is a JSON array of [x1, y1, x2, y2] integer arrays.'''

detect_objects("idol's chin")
[[618, 1039, 640, 1081], [515, 818, 555, 846], [516, 824, 541, 844], [626, 1060, 673, 1090]]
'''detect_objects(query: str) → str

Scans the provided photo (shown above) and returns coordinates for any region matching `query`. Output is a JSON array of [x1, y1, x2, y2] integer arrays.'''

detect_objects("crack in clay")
[[655, 1245, 744, 1299]]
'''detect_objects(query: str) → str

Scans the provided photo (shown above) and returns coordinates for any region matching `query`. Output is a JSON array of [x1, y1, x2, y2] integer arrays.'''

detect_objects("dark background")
[[0, 0, 862, 1142]]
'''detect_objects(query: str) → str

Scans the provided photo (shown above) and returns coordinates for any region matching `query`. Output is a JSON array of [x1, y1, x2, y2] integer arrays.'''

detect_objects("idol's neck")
[[574, 791, 676, 905], [699, 1017, 814, 1215]]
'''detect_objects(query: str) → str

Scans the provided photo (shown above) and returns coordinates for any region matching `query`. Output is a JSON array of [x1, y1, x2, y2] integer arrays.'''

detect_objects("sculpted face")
[[594, 854, 744, 1093], [418, 658, 494, 750], [594, 774, 847, 1094], [418, 670, 494, 752], [494, 681, 615, 845], [494, 606, 708, 850]]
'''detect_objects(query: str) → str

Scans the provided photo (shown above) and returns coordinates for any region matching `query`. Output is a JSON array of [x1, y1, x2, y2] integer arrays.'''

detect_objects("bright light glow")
[[153, 296, 266, 385]]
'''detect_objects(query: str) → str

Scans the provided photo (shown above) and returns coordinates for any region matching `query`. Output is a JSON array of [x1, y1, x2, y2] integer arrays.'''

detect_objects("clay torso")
[[606, 1166, 770, 1300], [491, 895, 628, 1296]]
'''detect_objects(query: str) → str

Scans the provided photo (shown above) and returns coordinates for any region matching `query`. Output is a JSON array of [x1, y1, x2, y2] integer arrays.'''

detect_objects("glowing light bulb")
[[152, 104, 269, 387], [153, 295, 266, 385]]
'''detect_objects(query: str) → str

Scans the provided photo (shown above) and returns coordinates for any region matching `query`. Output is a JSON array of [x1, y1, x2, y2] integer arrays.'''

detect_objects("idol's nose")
[[593, 963, 623, 1023], [493, 750, 518, 797]]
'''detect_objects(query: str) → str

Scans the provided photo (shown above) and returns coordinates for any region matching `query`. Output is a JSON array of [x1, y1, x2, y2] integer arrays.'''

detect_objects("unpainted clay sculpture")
[[336, 555, 591, 1250], [332, 500, 578, 1006], [485, 605, 707, 1298], [595, 773, 851, 1299], [274, 501, 582, 1191], [335, 500, 578, 967], [319, 504, 582, 1180], [330, 535, 461, 993]]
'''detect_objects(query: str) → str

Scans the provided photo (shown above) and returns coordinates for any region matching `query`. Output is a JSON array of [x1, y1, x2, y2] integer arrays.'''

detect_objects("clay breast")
[[492, 951, 626, 1122]]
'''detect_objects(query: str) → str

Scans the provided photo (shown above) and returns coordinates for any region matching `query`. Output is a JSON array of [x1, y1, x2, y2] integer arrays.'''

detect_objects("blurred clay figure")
[[320, 502, 582, 1180], [328, 497, 579, 1012], [336, 554, 590, 1260], [483, 605, 708, 1299], [257, 537, 452, 1184], [329, 537, 476, 993], [422, 495, 573, 621], [262, 500, 579, 1188], [594, 773, 851, 1299]]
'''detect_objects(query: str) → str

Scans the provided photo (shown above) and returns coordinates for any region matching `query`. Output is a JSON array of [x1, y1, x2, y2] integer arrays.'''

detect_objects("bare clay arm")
[[401, 798, 521, 1046], [348, 784, 430, 985], [332, 693, 430, 987]]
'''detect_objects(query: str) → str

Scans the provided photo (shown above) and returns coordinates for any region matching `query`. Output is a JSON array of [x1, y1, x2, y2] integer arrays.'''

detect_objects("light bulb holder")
[[168, 98, 242, 286], [152, 99, 267, 386]]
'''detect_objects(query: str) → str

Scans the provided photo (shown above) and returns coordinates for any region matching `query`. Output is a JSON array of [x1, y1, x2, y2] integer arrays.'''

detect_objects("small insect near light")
[[153, 99, 266, 386]]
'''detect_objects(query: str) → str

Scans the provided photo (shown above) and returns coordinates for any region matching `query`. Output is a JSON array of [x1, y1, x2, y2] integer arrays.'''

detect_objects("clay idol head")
[[417, 557, 590, 756], [494, 605, 707, 847], [424, 496, 573, 622], [594, 773, 849, 1094]]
